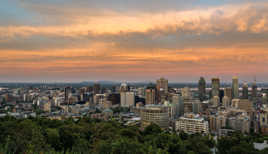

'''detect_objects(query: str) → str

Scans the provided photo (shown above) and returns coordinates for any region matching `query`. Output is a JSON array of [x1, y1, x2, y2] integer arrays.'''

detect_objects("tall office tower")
[[211, 78, 220, 97], [172, 94, 184, 117], [242, 82, 249, 99], [198, 77, 206, 101], [224, 87, 232, 99], [232, 77, 239, 98], [93, 83, 101, 94], [156, 77, 168, 94], [145, 84, 156, 105], [120, 92, 135, 107], [64, 87, 72, 103], [156, 77, 168, 103], [252, 81, 257, 98]]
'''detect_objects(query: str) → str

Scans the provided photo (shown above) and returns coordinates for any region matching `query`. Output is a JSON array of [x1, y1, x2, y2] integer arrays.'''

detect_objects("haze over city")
[[1, 0, 268, 82]]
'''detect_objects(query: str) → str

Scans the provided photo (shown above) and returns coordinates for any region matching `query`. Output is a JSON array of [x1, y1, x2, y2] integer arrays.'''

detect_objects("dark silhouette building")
[[198, 77, 206, 101]]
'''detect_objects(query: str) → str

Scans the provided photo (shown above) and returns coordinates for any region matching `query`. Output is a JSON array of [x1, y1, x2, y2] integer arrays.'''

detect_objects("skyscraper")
[[120, 92, 135, 107], [145, 84, 156, 105], [93, 83, 101, 94], [224, 87, 232, 99], [242, 82, 248, 99], [156, 77, 168, 94], [252, 81, 257, 98], [172, 94, 184, 117], [232, 77, 239, 98], [198, 77, 206, 101], [64, 86, 72, 103], [211, 78, 220, 97], [156, 77, 168, 103]]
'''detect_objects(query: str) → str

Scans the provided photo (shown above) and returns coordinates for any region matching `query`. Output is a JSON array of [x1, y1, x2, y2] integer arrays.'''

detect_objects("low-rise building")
[[175, 113, 209, 134], [140, 105, 169, 129]]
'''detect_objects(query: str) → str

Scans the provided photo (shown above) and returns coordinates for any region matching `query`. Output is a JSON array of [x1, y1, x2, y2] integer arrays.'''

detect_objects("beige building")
[[228, 114, 250, 133], [184, 101, 193, 113], [145, 86, 156, 105], [209, 115, 227, 133], [156, 77, 168, 94], [224, 87, 232, 99], [182, 87, 191, 99], [40, 102, 51, 112], [176, 113, 209, 134], [232, 76, 239, 98], [140, 105, 169, 129], [232, 99, 253, 112], [211, 96, 220, 107], [222, 96, 230, 108], [120, 92, 135, 107], [211, 78, 220, 97]]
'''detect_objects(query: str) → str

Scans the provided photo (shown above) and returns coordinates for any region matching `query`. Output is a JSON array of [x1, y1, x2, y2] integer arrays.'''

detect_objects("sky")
[[0, 0, 268, 82]]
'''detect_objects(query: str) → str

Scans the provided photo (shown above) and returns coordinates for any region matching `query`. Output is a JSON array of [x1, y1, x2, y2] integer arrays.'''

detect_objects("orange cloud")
[[0, 2, 268, 40], [1, 2, 268, 81]]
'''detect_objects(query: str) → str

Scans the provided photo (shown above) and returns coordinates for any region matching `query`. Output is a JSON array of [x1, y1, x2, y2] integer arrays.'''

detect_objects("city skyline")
[[1, 1, 268, 82]]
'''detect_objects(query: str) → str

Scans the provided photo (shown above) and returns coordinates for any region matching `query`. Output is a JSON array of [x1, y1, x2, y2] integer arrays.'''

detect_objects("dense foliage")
[[0, 116, 267, 154]]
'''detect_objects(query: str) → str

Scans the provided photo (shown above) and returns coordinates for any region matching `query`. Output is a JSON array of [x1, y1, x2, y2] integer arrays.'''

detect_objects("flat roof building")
[[175, 113, 209, 134], [140, 105, 169, 129]]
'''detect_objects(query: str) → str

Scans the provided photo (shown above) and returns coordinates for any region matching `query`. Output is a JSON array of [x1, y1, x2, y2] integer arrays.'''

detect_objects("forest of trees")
[[0, 116, 267, 154]]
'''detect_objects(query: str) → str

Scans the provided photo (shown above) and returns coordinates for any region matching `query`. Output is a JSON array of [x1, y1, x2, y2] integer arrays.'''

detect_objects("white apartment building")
[[176, 113, 209, 134]]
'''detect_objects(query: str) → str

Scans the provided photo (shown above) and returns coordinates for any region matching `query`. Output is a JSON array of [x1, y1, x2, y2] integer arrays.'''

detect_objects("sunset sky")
[[1, 0, 268, 82]]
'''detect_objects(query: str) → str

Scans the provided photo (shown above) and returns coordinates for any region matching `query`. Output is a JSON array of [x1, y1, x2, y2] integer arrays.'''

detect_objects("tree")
[[143, 123, 162, 136]]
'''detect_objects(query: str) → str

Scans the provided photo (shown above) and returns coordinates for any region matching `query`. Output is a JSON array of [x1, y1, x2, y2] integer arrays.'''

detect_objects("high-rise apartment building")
[[232, 77, 239, 98], [120, 92, 135, 107]]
